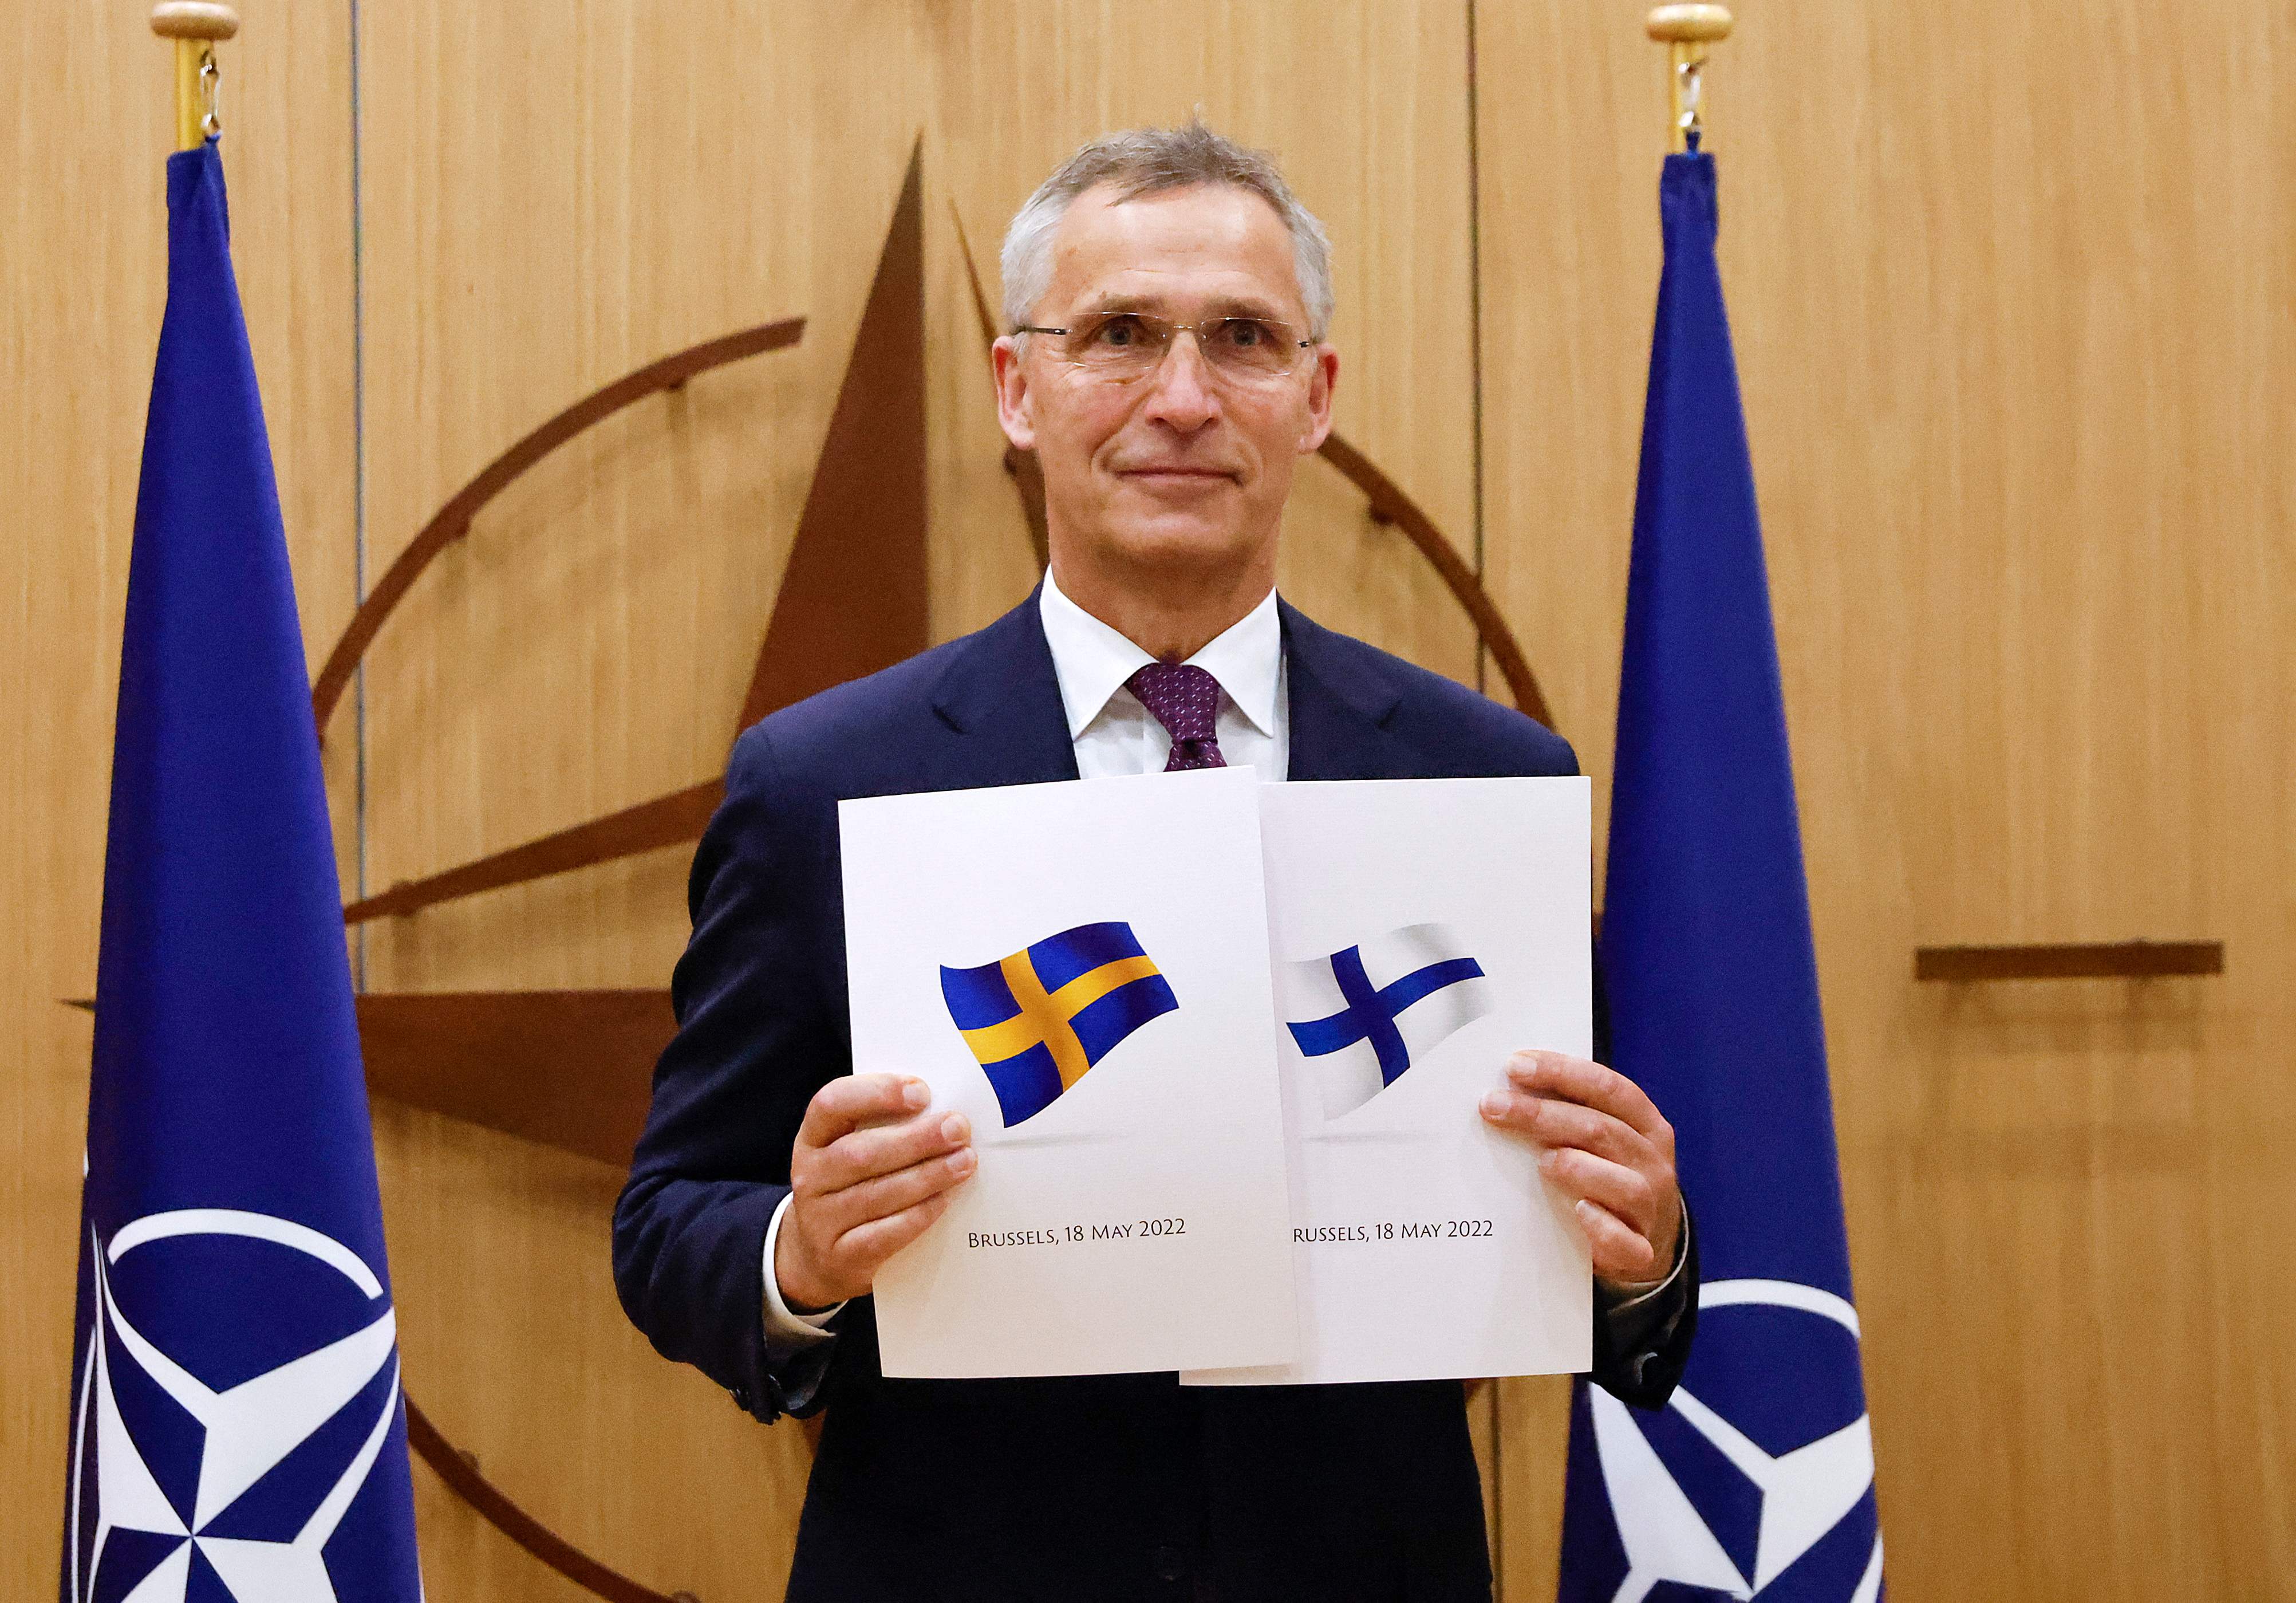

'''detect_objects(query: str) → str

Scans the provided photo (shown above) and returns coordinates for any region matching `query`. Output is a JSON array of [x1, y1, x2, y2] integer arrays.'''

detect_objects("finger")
[[820, 1144, 977, 1230], [834, 1190, 953, 1277], [1574, 1198, 1660, 1281], [1478, 1089, 1648, 1167], [798, 1074, 932, 1152], [1506, 1050, 1666, 1140], [813, 1110, 971, 1195], [1537, 1147, 1660, 1238]]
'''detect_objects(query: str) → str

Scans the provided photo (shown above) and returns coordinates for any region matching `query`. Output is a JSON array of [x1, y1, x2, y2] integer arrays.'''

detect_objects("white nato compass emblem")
[[65, 1208, 404, 1603], [1589, 1279, 1884, 1602]]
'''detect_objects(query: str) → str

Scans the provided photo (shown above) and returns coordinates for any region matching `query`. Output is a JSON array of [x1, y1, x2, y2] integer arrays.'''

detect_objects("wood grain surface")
[[1474, 1, 2295, 1596], [9, 2, 2290, 1599], [1, 5, 357, 1598], [348, 6, 938, 1593]]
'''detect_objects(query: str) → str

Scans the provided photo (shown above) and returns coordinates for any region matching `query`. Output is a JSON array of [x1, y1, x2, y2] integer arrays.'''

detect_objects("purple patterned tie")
[[1127, 662, 1228, 772]]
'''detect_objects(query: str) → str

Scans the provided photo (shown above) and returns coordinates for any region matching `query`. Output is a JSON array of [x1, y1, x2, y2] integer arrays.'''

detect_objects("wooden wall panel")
[[352, 5, 1495, 1592], [1466, 12, 1663, 1585], [344, 3, 1501, 1593], [350, 5, 938, 1596], [920, 0, 1499, 1555], [15, 4, 2289, 1600], [0, 4, 358, 1596], [1477, 1, 2295, 1597], [923, 0, 1484, 686]]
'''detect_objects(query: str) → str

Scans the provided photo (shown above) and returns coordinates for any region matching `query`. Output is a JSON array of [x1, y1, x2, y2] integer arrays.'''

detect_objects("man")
[[614, 122, 1694, 1602]]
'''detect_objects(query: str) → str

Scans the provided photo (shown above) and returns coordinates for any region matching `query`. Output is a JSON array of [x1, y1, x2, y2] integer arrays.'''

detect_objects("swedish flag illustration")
[[940, 921, 1179, 1127]]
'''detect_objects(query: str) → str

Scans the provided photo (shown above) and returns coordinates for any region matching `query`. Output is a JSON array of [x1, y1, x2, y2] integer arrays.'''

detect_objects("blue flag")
[[1556, 152, 1883, 1602], [941, 921, 1179, 1127], [60, 143, 423, 1603]]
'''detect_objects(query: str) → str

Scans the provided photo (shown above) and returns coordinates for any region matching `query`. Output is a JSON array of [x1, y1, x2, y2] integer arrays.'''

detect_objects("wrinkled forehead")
[[1043, 182, 1307, 322]]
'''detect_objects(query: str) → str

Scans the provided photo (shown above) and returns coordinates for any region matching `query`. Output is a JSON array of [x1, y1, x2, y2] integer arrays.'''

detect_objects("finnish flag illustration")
[[1281, 923, 1493, 1118]]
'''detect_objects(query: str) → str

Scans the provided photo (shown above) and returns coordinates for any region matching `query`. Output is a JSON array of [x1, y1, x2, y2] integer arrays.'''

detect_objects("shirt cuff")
[[762, 1192, 843, 1346], [1597, 1197, 1690, 1321]]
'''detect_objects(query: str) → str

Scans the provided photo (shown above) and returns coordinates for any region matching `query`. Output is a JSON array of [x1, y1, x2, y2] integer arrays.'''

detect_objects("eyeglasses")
[[1016, 312, 1315, 385]]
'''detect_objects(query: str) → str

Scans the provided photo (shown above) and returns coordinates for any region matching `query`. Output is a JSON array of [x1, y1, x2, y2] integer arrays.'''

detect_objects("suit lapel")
[[1281, 601, 1415, 782], [928, 592, 1414, 787], [929, 588, 1083, 787]]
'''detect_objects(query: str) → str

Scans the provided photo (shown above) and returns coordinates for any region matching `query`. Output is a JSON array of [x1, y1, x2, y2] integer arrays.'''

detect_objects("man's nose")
[[1137, 333, 1222, 432]]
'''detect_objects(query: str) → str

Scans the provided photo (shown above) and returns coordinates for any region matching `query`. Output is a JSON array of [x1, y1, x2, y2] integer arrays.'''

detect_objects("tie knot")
[[1127, 662, 1226, 767]]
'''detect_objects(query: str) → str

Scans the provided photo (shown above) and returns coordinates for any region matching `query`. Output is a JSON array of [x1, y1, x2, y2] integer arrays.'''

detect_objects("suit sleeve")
[[1577, 745, 1700, 1409], [613, 726, 845, 1423], [1591, 1200, 1699, 1408]]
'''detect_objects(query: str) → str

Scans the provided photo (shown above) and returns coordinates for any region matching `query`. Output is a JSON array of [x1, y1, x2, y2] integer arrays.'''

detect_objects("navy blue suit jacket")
[[614, 593, 1697, 1602]]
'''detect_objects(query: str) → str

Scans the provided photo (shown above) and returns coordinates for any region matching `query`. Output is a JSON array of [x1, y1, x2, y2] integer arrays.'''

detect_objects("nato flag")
[[1556, 152, 1884, 1601], [60, 143, 423, 1603]]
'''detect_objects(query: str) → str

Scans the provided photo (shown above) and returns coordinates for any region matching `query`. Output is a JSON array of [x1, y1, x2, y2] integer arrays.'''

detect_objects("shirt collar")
[[1037, 570, 1283, 741]]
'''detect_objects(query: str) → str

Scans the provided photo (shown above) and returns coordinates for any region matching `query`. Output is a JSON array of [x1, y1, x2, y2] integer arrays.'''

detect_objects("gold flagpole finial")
[[1646, 5, 1733, 154], [152, 3, 240, 152]]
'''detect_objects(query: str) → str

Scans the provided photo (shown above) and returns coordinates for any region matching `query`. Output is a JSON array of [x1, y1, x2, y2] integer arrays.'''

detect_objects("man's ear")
[[1297, 345, 1340, 455], [992, 336, 1037, 452]]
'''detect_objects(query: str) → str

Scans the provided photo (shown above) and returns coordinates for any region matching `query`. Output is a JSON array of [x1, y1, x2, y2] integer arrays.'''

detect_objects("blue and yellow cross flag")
[[60, 143, 424, 1602], [940, 921, 1178, 1126], [1556, 149, 1884, 1600]]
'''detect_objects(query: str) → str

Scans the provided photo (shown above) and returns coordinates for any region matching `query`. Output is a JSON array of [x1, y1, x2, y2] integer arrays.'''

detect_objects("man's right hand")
[[774, 1073, 976, 1311]]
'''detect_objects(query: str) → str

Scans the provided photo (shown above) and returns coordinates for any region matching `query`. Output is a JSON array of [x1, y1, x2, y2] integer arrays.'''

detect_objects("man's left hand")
[[1480, 1049, 1682, 1290]]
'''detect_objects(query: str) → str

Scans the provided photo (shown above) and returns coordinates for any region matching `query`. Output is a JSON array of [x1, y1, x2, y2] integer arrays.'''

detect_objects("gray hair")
[[1000, 119, 1335, 342]]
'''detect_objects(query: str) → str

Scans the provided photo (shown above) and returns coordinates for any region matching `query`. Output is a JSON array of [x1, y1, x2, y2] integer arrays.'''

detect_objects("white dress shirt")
[[762, 573, 1680, 1344], [1041, 569, 1288, 782]]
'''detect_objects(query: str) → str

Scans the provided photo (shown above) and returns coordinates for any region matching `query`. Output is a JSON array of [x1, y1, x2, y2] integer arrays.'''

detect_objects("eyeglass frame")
[[1013, 311, 1318, 384]]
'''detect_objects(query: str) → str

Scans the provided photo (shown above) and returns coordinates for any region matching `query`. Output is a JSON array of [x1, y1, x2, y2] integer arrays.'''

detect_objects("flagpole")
[[1645, 4, 1733, 153], [151, 2, 240, 152]]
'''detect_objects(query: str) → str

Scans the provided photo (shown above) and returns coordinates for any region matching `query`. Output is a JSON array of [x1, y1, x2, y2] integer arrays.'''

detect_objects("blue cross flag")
[[940, 921, 1179, 1128], [1555, 149, 1883, 1602], [60, 143, 424, 1603], [1280, 923, 1493, 1118]]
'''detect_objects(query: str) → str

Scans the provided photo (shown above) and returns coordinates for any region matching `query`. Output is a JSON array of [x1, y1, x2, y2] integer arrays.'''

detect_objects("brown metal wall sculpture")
[[332, 144, 1548, 1600], [330, 145, 926, 1602]]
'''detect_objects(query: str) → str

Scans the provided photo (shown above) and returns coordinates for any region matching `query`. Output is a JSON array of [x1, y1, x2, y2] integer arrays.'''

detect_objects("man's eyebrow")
[[1071, 292, 1294, 321], [1205, 293, 1292, 321]]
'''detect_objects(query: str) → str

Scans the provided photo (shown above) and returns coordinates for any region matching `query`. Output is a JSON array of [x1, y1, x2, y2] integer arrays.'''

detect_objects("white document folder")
[[1184, 777, 1595, 1387], [841, 767, 1297, 1378]]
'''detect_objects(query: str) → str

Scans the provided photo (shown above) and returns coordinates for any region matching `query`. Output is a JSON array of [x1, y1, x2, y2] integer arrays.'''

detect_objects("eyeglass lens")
[[1056, 313, 1304, 379]]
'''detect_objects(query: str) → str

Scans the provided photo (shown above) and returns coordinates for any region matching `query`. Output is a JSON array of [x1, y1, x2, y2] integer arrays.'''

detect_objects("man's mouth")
[[1116, 465, 1237, 485]]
